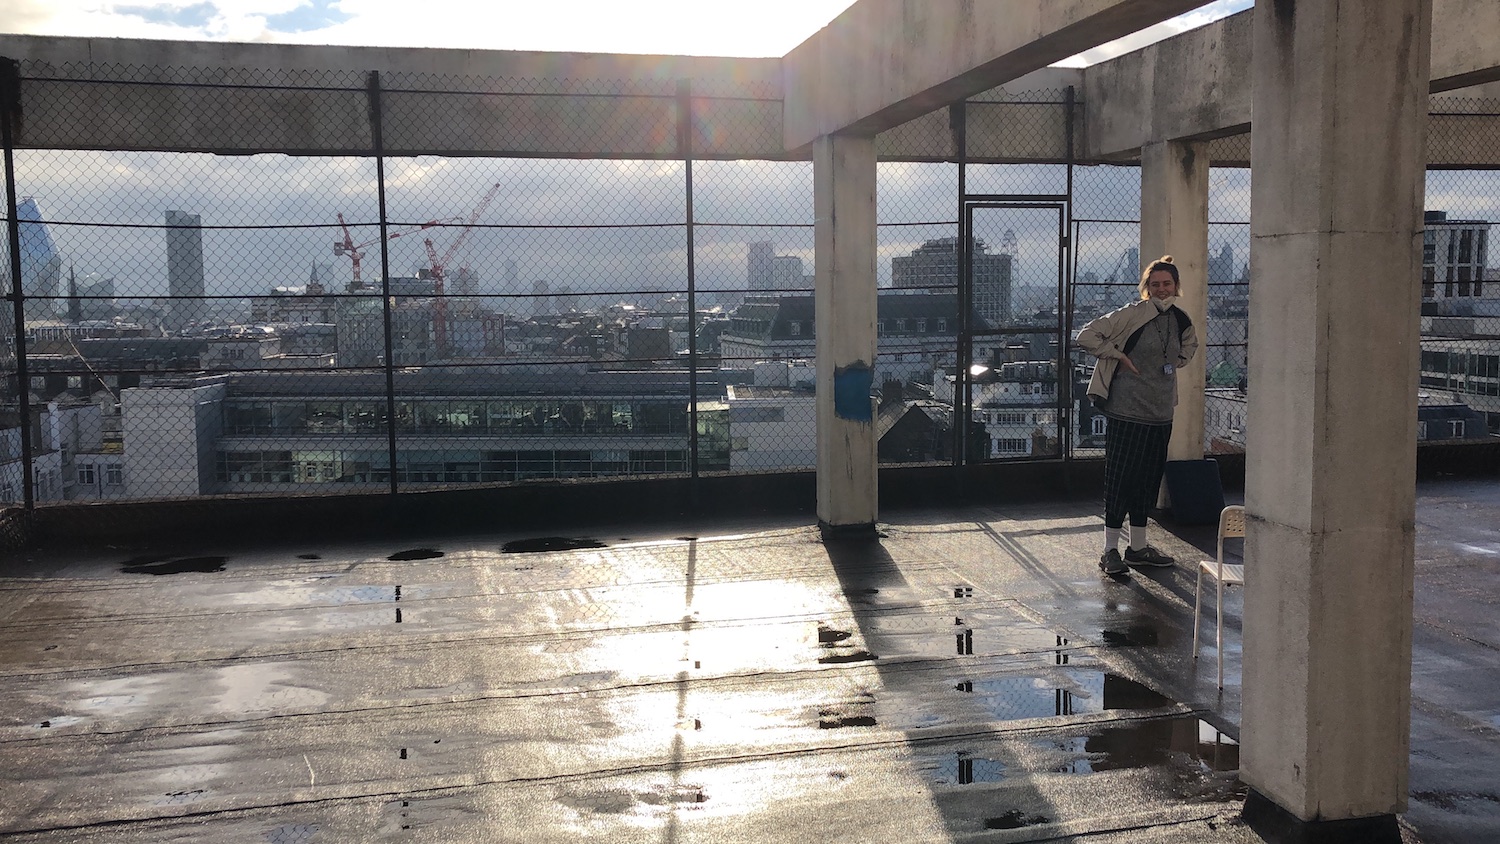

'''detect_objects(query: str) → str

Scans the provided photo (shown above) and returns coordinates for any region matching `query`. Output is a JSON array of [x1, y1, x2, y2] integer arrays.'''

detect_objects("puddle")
[[121, 556, 227, 575], [952, 671, 1170, 721], [388, 548, 443, 561], [501, 537, 606, 553]]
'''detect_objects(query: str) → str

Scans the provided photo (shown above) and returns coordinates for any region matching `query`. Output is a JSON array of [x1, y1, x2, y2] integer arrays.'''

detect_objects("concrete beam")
[[0, 35, 787, 159], [1083, 0, 1500, 159], [782, 0, 1205, 151]]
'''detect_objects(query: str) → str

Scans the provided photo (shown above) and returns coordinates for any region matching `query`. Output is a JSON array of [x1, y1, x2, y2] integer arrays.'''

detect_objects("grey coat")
[[1075, 298, 1199, 405]]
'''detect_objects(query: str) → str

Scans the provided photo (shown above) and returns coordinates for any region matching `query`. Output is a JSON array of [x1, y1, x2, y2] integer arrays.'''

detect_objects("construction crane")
[[333, 213, 460, 292], [423, 182, 503, 355]]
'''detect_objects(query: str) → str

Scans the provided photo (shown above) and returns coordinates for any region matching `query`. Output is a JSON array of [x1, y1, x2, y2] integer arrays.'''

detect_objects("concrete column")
[[1242, 0, 1430, 839], [1139, 139, 1210, 469], [813, 133, 878, 534]]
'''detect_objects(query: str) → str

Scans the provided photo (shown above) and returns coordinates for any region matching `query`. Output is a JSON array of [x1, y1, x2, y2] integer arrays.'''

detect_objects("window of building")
[[1091, 416, 1108, 436], [895, 319, 907, 332], [1422, 266, 1436, 299], [916, 319, 927, 332], [1417, 420, 1427, 439], [104, 464, 123, 486], [789, 321, 801, 336], [876, 321, 885, 336], [77, 464, 96, 486], [1450, 419, 1466, 438], [937, 319, 948, 332], [996, 411, 1027, 425], [996, 438, 1028, 454], [1459, 230, 1473, 263], [1459, 265, 1472, 297]]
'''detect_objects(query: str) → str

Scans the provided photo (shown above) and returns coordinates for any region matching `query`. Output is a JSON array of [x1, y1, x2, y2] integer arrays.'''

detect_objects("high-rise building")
[[747, 241, 775, 291], [165, 210, 206, 332], [3, 197, 64, 318], [891, 237, 1012, 327], [1423, 210, 1491, 308], [1208, 244, 1236, 284]]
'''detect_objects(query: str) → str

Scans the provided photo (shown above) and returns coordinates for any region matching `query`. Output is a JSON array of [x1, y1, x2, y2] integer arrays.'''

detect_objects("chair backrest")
[[1217, 505, 1246, 567]]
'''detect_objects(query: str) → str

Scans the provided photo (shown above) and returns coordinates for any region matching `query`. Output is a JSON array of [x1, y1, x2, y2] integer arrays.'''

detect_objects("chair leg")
[[1216, 580, 1226, 690], [1192, 569, 1204, 660]]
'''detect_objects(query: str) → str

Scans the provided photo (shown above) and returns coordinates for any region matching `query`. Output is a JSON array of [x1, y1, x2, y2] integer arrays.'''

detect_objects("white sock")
[[1104, 527, 1123, 554], [1129, 524, 1148, 551]]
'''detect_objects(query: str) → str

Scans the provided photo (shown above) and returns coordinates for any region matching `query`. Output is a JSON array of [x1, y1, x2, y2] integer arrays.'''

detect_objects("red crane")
[[334, 213, 460, 291], [423, 182, 503, 355]]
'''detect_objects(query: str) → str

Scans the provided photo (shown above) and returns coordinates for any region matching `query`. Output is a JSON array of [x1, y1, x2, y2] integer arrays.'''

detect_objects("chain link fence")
[[3, 59, 1496, 507]]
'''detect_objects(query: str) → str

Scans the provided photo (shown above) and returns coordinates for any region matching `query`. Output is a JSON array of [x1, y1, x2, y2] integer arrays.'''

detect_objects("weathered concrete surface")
[[1, 478, 1498, 841], [814, 134, 878, 531], [1242, 0, 1431, 827], [1083, 0, 1500, 160], [781, 0, 1205, 150]]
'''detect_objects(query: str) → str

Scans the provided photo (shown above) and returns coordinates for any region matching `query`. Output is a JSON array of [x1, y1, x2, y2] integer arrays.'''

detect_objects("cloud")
[[115, 2, 218, 28]]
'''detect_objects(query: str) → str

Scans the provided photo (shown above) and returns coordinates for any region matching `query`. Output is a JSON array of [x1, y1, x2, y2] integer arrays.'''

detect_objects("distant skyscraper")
[[532, 279, 550, 317], [165, 210, 205, 332], [1208, 244, 1236, 284], [5, 197, 64, 318], [747, 241, 775, 290]]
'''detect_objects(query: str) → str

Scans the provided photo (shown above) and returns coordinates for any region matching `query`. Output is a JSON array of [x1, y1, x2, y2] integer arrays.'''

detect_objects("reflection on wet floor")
[[916, 715, 1241, 785], [932, 752, 1006, 784], [948, 671, 1171, 722]]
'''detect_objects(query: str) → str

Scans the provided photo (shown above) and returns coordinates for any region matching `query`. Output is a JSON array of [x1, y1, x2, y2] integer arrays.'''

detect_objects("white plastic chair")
[[1193, 505, 1245, 690]]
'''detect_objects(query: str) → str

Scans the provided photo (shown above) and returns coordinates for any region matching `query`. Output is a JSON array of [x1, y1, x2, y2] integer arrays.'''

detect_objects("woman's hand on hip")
[[1116, 355, 1140, 375]]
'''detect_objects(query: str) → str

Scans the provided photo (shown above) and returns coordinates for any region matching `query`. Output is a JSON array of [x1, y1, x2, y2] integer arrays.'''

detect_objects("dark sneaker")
[[1099, 548, 1128, 575], [1124, 545, 1175, 568]]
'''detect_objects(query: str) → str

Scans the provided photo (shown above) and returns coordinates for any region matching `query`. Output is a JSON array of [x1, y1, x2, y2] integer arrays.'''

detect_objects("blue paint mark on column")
[[833, 362, 874, 422]]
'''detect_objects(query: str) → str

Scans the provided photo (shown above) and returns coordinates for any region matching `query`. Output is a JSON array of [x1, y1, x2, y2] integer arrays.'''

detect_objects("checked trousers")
[[1102, 417, 1172, 529]]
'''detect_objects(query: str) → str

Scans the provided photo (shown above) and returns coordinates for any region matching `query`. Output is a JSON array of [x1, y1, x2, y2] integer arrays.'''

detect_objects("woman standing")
[[1076, 255, 1198, 576]]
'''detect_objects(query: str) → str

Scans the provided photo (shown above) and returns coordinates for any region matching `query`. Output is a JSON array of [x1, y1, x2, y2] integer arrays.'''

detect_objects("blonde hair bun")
[[1158, 255, 1175, 263]]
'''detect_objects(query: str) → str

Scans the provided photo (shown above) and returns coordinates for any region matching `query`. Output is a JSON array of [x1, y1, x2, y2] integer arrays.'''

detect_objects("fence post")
[[1, 57, 35, 510], [367, 70, 399, 497], [679, 80, 699, 491]]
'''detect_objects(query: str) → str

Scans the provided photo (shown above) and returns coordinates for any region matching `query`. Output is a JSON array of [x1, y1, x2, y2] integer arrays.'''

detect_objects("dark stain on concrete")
[[121, 556, 227, 575], [817, 650, 877, 665], [501, 537, 607, 553], [985, 810, 1051, 830], [388, 548, 444, 561]]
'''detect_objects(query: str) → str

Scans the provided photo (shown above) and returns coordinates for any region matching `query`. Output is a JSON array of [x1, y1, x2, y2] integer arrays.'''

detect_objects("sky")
[[8, 0, 1493, 311], [0, 0, 1253, 61]]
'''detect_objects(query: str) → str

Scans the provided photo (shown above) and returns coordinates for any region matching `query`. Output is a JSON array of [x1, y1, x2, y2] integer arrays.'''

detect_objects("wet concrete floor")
[[0, 477, 1498, 842]]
